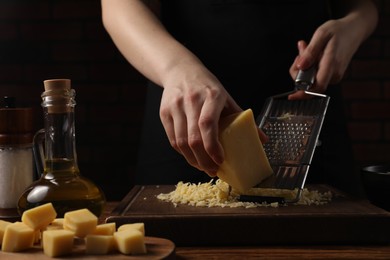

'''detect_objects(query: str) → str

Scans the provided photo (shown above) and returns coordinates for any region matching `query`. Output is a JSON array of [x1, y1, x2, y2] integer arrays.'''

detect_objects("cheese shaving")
[[157, 179, 332, 208]]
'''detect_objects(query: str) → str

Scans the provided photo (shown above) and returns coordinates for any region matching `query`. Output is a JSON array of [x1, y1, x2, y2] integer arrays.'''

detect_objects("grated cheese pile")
[[157, 179, 332, 208]]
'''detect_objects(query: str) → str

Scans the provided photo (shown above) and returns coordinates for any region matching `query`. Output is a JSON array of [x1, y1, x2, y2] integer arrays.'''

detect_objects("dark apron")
[[135, 0, 363, 196]]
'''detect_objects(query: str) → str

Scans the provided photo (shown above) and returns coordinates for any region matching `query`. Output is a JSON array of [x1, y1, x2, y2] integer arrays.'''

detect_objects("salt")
[[0, 146, 33, 208]]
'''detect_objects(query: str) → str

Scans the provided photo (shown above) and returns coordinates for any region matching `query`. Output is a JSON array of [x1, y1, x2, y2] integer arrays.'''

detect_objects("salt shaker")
[[0, 97, 34, 209]]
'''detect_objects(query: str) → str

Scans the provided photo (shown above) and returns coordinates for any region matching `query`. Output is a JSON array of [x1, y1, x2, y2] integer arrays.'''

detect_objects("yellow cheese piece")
[[117, 223, 145, 235], [63, 208, 97, 238], [42, 229, 74, 257], [217, 109, 273, 193], [21, 203, 57, 230], [92, 222, 116, 235], [1, 222, 34, 252], [114, 229, 146, 255], [44, 218, 64, 231], [0, 220, 12, 245], [85, 235, 116, 255], [33, 229, 41, 244]]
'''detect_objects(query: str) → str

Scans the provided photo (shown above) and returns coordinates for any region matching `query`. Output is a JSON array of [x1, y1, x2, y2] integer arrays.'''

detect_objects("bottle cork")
[[43, 79, 71, 91], [42, 79, 73, 114]]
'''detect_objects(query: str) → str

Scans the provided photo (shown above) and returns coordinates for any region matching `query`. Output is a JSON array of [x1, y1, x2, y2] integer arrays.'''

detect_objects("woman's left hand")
[[289, 20, 359, 99], [289, 1, 378, 100]]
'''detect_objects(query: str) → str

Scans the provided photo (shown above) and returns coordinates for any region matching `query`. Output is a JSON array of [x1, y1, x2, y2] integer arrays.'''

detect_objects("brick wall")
[[0, 0, 388, 200], [342, 0, 390, 169], [0, 0, 146, 200]]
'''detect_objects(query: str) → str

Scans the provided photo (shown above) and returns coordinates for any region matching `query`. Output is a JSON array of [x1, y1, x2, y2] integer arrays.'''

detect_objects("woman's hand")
[[288, 0, 378, 100], [159, 61, 243, 177], [288, 19, 360, 99]]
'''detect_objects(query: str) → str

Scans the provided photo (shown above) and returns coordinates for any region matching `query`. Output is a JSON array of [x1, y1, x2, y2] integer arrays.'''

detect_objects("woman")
[[101, 0, 378, 196]]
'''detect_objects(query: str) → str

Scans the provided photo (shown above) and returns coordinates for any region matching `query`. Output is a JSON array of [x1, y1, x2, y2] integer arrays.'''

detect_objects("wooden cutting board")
[[0, 236, 175, 260], [106, 184, 390, 246]]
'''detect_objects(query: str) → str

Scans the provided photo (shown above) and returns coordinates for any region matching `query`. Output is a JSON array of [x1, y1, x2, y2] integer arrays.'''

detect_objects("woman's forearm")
[[335, 0, 378, 44], [101, 0, 203, 87]]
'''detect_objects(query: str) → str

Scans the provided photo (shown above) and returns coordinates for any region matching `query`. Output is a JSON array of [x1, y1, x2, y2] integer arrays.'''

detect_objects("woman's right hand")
[[159, 60, 242, 177]]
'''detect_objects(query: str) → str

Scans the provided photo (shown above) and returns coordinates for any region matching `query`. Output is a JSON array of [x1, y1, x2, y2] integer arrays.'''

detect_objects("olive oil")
[[18, 159, 105, 217], [18, 79, 106, 217]]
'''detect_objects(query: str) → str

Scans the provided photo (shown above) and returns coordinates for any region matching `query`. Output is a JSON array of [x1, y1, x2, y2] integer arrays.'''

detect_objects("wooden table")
[[101, 202, 390, 260], [2, 202, 389, 259]]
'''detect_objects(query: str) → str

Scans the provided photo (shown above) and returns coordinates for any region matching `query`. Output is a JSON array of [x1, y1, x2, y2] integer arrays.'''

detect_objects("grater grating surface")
[[239, 68, 330, 203], [256, 96, 329, 195], [262, 116, 314, 165]]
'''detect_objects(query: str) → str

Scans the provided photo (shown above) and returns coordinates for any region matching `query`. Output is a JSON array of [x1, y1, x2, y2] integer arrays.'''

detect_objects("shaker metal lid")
[[0, 97, 34, 145]]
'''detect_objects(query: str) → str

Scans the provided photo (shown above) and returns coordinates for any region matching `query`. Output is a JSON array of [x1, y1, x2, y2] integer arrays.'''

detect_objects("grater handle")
[[295, 66, 316, 91]]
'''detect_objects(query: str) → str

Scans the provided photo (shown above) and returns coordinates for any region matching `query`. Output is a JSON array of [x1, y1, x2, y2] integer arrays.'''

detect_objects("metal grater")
[[239, 68, 330, 203]]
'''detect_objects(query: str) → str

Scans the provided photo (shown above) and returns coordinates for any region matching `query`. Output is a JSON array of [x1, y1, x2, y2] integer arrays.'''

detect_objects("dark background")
[[0, 0, 389, 200]]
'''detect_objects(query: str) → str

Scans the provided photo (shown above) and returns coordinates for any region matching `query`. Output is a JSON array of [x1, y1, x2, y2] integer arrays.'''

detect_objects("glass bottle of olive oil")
[[17, 79, 106, 217]]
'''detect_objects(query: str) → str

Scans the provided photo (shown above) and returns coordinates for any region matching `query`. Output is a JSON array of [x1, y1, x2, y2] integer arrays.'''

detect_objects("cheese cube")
[[42, 229, 74, 257], [114, 229, 146, 255], [21, 203, 57, 230], [44, 218, 64, 231], [117, 223, 145, 236], [63, 208, 97, 238], [217, 109, 273, 192], [33, 229, 41, 244], [1, 222, 35, 252], [85, 235, 116, 254], [92, 222, 116, 235], [0, 220, 12, 245]]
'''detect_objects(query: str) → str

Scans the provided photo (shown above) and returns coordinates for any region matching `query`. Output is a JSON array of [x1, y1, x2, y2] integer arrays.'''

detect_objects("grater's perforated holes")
[[262, 118, 314, 164]]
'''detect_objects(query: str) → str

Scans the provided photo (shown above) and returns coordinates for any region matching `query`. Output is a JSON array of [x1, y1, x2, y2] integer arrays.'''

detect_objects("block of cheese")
[[217, 109, 273, 193], [21, 203, 57, 230], [42, 229, 74, 257], [33, 229, 41, 244], [1, 222, 35, 252], [63, 208, 97, 238], [85, 235, 116, 255], [114, 229, 146, 255], [117, 223, 145, 235], [92, 222, 116, 236], [0, 220, 12, 245], [44, 218, 64, 231]]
